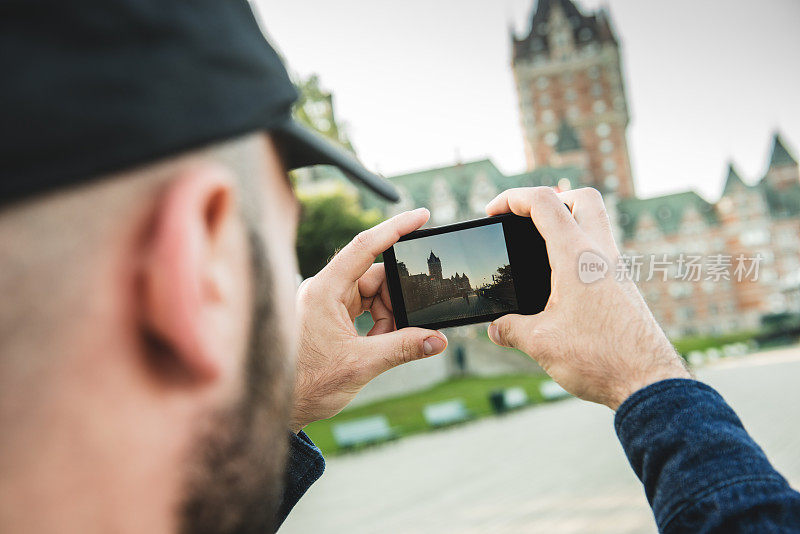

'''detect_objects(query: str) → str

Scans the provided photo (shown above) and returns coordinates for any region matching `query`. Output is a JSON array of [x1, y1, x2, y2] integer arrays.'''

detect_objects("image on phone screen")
[[392, 221, 519, 325]]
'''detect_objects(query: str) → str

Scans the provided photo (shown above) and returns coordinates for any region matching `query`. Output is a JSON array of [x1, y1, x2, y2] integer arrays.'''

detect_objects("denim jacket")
[[277, 379, 800, 532]]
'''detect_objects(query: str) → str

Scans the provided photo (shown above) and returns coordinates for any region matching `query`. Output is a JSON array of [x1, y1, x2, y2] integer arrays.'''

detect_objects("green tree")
[[296, 187, 384, 279], [291, 74, 385, 278]]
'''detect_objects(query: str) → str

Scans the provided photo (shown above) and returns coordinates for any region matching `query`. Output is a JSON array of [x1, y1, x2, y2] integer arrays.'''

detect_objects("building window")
[[604, 175, 619, 190], [536, 76, 550, 90], [603, 158, 616, 172], [593, 100, 607, 113], [670, 283, 693, 299], [739, 228, 770, 246], [562, 71, 574, 84], [567, 106, 580, 119], [588, 66, 601, 79], [591, 82, 603, 96], [540, 94, 551, 106], [565, 88, 577, 102], [600, 139, 614, 153], [596, 123, 611, 137], [544, 132, 558, 146], [613, 96, 626, 110], [542, 110, 555, 123]]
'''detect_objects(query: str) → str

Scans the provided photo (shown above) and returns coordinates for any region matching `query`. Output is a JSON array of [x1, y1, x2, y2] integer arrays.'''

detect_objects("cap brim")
[[272, 119, 399, 202]]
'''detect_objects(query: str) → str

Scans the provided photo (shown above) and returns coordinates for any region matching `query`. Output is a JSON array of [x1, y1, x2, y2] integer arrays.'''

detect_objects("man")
[[1, 2, 445, 533], [0, 3, 798, 534]]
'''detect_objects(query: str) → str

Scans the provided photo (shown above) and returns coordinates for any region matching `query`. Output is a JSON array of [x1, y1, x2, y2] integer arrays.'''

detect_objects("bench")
[[539, 380, 570, 401], [332, 416, 396, 449], [489, 387, 529, 413], [423, 399, 473, 428]]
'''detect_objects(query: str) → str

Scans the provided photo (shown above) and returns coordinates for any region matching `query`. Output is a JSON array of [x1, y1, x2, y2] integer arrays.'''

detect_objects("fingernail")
[[423, 336, 446, 355], [488, 323, 499, 344]]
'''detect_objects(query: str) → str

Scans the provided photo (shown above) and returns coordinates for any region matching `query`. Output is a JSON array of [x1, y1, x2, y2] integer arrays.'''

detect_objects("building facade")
[[388, 137, 800, 339], [397, 252, 472, 313]]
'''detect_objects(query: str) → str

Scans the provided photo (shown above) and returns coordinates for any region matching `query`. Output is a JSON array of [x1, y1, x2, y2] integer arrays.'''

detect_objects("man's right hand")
[[485, 187, 690, 410]]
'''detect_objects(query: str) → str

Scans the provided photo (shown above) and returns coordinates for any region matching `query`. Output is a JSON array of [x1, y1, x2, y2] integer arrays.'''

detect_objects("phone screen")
[[392, 221, 519, 326], [384, 214, 550, 330]]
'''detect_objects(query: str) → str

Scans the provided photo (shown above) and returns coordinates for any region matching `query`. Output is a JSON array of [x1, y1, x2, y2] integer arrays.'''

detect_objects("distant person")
[[1, 3, 799, 534], [454, 345, 468, 376]]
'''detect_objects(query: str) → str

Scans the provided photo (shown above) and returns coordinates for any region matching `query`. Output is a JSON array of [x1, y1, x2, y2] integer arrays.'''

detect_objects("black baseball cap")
[[0, 0, 399, 205]]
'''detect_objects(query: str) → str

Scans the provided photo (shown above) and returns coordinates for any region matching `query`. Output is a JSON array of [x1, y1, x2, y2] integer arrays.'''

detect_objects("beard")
[[179, 227, 294, 534]]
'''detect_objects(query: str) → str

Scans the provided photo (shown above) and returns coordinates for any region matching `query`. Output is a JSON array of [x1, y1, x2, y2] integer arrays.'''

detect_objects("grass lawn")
[[303, 373, 556, 455]]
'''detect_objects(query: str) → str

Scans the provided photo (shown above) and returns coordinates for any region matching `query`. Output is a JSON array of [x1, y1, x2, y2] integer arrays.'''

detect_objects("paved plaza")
[[281, 346, 800, 533], [408, 294, 513, 325]]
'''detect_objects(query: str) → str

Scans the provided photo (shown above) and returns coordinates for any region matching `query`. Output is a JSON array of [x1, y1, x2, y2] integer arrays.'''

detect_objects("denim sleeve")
[[275, 430, 325, 528], [615, 378, 800, 533]]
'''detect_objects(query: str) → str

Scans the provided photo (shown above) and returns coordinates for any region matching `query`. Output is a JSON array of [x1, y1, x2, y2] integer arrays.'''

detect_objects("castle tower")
[[512, 0, 636, 198], [428, 251, 443, 279], [763, 132, 799, 189], [397, 261, 409, 277]]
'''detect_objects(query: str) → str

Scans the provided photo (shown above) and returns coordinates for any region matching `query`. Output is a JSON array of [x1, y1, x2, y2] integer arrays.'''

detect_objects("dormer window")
[[554, 31, 569, 48], [579, 27, 593, 41]]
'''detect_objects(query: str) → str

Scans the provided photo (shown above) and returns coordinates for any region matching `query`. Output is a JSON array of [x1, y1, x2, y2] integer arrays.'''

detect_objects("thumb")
[[362, 328, 448, 377], [489, 314, 541, 352]]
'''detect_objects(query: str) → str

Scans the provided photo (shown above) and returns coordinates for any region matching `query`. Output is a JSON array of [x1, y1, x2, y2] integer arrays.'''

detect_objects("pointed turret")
[[769, 132, 798, 168], [722, 162, 747, 195], [513, 0, 618, 62]]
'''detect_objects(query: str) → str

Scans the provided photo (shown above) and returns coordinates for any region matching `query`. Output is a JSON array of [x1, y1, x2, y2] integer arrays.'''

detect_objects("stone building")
[[621, 135, 800, 337], [397, 252, 472, 312], [387, 137, 799, 339], [384, 0, 800, 339]]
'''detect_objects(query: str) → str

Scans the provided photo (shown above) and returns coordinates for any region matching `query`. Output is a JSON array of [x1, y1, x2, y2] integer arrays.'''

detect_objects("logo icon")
[[578, 250, 608, 284]]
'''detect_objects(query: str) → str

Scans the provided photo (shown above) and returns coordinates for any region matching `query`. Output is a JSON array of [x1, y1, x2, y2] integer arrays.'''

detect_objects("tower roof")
[[555, 119, 582, 153], [769, 132, 797, 168], [428, 250, 439, 261], [722, 162, 747, 194], [513, 0, 618, 62]]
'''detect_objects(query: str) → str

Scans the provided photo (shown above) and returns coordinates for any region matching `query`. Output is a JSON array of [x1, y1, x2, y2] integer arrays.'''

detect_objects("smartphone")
[[382, 214, 551, 330]]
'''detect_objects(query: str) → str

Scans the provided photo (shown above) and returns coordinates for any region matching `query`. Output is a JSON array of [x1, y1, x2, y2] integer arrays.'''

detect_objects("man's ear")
[[139, 162, 249, 383]]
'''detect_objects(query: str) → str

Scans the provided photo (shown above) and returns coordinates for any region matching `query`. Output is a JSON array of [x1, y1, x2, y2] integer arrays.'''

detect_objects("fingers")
[[320, 208, 430, 293], [357, 263, 386, 299], [486, 187, 583, 264], [360, 328, 447, 377], [556, 188, 618, 253], [486, 186, 579, 239], [366, 293, 395, 336], [488, 313, 543, 354]]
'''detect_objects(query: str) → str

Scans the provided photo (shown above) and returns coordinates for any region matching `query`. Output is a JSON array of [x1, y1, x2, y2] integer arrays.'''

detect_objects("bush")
[[296, 187, 383, 279]]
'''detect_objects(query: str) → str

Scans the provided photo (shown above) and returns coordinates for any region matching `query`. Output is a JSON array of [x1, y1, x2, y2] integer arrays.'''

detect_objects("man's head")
[[0, 133, 300, 533], [0, 1, 400, 531]]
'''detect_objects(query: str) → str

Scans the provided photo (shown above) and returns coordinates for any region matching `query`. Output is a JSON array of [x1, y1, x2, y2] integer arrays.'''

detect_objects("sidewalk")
[[281, 345, 800, 534]]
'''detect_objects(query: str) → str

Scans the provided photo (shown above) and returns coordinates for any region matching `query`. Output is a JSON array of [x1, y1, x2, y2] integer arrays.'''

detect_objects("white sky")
[[394, 223, 510, 287], [256, 0, 800, 200]]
